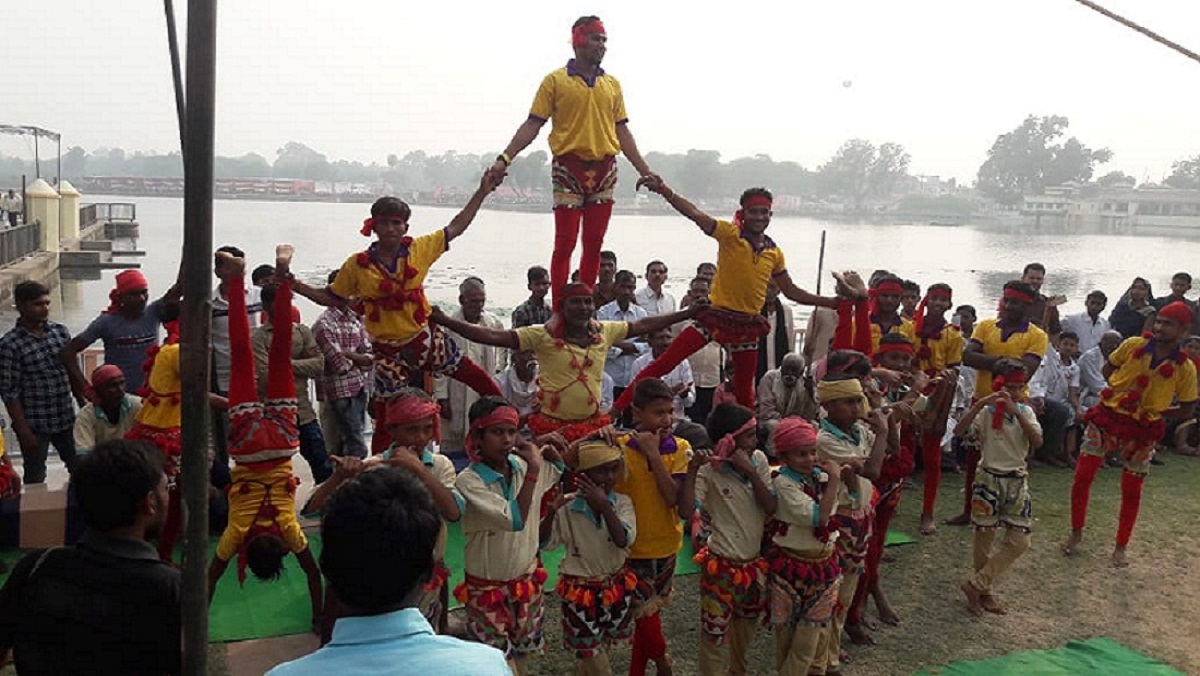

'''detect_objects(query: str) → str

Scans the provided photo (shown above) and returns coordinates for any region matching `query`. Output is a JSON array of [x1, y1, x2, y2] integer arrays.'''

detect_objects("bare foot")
[[653, 653, 673, 675], [960, 580, 984, 616], [846, 623, 875, 645], [215, 250, 245, 278], [980, 594, 1007, 615], [1112, 547, 1129, 568], [275, 243, 294, 278], [920, 513, 938, 535], [1061, 530, 1083, 556], [944, 512, 971, 527], [878, 607, 901, 626]]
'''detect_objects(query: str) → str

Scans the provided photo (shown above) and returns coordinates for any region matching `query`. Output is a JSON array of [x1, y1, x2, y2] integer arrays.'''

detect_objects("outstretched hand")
[[485, 162, 508, 189]]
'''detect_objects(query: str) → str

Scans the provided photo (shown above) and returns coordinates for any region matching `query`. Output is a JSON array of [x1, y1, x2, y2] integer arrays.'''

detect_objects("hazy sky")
[[7, 1, 1200, 183]]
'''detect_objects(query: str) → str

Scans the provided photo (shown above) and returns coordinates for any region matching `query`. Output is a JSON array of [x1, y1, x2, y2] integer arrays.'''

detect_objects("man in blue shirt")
[[267, 467, 510, 676]]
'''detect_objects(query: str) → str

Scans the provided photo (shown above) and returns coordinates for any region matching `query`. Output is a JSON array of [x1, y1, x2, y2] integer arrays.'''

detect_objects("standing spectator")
[[683, 277, 722, 424], [632, 328, 694, 419], [252, 284, 332, 484], [436, 277, 506, 457], [73, 365, 142, 455], [0, 281, 77, 483], [598, 270, 648, 401], [1062, 291, 1110, 353], [0, 439, 180, 674], [62, 270, 180, 397], [1028, 332, 1082, 468], [1108, 277, 1156, 339], [313, 270, 372, 459], [210, 246, 263, 488], [1152, 272, 1200, 335], [1, 190, 21, 228], [1021, 262, 1063, 335], [267, 467, 509, 675], [593, 250, 619, 309], [636, 260, 676, 317], [511, 265, 552, 328], [803, 305, 838, 367], [757, 281, 796, 383]]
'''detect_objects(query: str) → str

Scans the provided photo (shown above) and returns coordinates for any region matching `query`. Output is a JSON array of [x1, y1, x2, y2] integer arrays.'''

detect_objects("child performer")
[[206, 246, 322, 630], [291, 172, 503, 453], [455, 397, 564, 676], [614, 378, 694, 676], [1063, 301, 1197, 567], [954, 359, 1042, 615], [814, 375, 888, 674], [912, 283, 963, 535], [540, 440, 637, 676], [767, 417, 843, 675], [615, 179, 843, 410], [830, 273, 915, 357], [680, 403, 776, 676]]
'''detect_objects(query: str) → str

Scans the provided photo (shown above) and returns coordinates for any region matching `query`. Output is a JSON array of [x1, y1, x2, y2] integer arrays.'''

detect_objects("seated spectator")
[[0, 439, 180, 675], [1078, 330, 1123, 409], [266, 467, 509, 675], [74, 365, 142, 455], [1029, 331, 1082, 467], [757, 354, 818, 455]]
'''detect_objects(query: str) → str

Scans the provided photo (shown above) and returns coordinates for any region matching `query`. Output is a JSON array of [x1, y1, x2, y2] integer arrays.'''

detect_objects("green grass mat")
[[914, 637, 1184, 675]]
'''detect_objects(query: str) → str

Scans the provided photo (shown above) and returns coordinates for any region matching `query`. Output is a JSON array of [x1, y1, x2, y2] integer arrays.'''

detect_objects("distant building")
[[1023, 183, 1200, 230]]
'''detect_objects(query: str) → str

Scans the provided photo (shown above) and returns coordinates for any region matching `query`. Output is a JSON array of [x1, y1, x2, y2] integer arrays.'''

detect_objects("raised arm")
[[774, 271, 840, 309], [291, 278, 347, 309], [627, 305, 701, 339], [430, 309, 520, 350], [635, 175, 717, 235], [444, 171, 504, 243]]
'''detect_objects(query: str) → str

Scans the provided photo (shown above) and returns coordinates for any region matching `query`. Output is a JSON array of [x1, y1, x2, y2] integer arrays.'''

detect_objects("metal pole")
[[163, 0, 188, 155], [33, 132, 40, 179], [179, 0, 217, 673], [815, 230, 827, 295], [56, 137, 61, 186]]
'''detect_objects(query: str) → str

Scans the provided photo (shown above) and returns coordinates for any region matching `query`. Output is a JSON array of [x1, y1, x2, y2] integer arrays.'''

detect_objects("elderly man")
[[756, 354, 817, 453], [73, 365, 142, 455], [436, 277, 506, 458]]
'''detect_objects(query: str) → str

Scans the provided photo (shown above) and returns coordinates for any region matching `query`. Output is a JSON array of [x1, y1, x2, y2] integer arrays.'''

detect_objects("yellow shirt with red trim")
[[135, 343, 181, 430], [329, 229, 447, 344], [216, 460, 306, 561], [708, 220, 788, 316], [530, 64, 628, 161], [517, 322, 629, 422], [916, 324, 965, 373], [615, 433, 692, 560], [1101, 336, 1199, 422], [869, 316, 916, 354], [971, 318, 1049, 398]]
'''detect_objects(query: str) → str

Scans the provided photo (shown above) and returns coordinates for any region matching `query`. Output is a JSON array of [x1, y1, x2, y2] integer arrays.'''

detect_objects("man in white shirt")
[[1029, 331, 1082, 467], [635, 260, 676, 317], [435, 277, 505, 458], [1061, 291, 1110, 353], [1078, 330, 1122, 409], [632, 328, 694, 419], [597, 270, 648, 399]]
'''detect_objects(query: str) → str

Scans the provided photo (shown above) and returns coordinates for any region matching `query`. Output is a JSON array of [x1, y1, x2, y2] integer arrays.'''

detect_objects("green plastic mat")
[[914, 637, 1183, 675]]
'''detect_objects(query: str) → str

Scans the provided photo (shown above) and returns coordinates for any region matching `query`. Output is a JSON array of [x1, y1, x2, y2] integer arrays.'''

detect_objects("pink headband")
[[773, 417, 818, 453], [711, 417, 757, 467]]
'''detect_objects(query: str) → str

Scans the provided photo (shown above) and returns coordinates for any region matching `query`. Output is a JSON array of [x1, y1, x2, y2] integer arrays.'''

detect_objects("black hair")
[[632, 378, 674, 409], [901, 280, 920, 294], [690, 277, 710, 289], [929, 282, 952, 296], [13, 280, 49, 304], [320, 467, 440, 613], [600, 251, 617, 263], [992, 357, 1025, 379], [468, 395, 511, 424], [526, 265, 549, 284], [1173, 271, 1193, 284], [72, 439, 164, 531], [645, 260, 667, 274], [872, 273, 904, 290], [956, 304, 977, 318], [697, 262, 716, 272], [739, 187, 773, 206], [827, 349, 872, 378], [573, 15, 601, 29], [369, 196, 411, 221], [216, 245, 245, 258], [1023, 262, 1046, 275], [1003, 280, 1038, 301], [614, 269, 637, 285], [1058, 331, 1080, 343], [245, 533, 288, 582], [673, 420, 712, 450], [251, 264, 275, 285], [705, 402, 754, 443], [1086, 290, 1108, 304], [327, 269, 339, 285], [879, 332, 915, 349]]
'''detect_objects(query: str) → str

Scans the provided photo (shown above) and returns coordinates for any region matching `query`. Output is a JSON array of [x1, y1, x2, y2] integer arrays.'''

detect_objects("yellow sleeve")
[[516, 325, 548, 353], [329, 254, 361, 299], [667, 438, 692, 475], [946, 328, 965, 365], [1026, 326, 1049, 358], [611, 76, 628, 123], [1177, 362, 1199, 404], [772, 248, 788, 276], [215, 522, 246, 561], [972, 320, 996, 349], [281, 516, 309, 554], [529, 71, 558, 120], [899, 319, 916, 342], [601, 321, 630, 347], [1108, 337, 1137, 368], [712, 219, 739, 243], [408, 229, 447, 272]]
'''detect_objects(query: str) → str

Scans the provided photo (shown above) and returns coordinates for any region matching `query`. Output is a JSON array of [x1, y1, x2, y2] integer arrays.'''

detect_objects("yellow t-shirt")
[[615, 433, 692, 560], [869, 317, 916, 355], [916, 324, 965, 373], [1101, 336, 1199, 421], [530, 65, 628, 161], [708, 220, 788, 315], [135, 343, 181, 430], [329, 230, 447, 344], [517, 322, 629, 421], [971, 319, 1049, 398], [216, 460, 306, 561]]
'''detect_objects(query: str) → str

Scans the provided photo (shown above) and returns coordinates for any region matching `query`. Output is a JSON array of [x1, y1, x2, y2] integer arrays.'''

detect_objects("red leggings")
[[833, 299, 873, 355], [551, 202, 612, 305], [613, 326, 759, 410], [1070, 454, 1145, 547]]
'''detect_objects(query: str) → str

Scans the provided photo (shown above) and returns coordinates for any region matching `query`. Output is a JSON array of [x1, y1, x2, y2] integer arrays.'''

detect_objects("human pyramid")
[[153, 15, 1199, 676]]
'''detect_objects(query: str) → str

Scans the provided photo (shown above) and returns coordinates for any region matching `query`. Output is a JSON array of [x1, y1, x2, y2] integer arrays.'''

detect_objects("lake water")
[[20, 194, 1200, 334]]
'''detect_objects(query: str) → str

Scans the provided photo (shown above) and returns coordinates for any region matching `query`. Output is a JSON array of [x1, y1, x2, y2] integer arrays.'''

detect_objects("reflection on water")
[[12, 194, 1200, 334]]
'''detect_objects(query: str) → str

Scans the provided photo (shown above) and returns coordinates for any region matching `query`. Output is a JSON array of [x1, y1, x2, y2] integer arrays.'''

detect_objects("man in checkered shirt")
[[313, 270, 373, 459], [0, 281, 77, 483]]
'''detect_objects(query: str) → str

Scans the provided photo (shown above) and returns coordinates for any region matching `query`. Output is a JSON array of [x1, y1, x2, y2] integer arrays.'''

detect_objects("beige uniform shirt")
[[547, 492, 636, 578], [969, 403, 1040, 475], [772, 469, 838, 558], [695, 449, 772, 561], [457, 455, 563, 580], [816, 420, 875, 511]]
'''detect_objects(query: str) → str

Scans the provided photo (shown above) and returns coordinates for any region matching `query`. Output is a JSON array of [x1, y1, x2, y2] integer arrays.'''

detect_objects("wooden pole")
[[163, 0, 187, 156], [180, 0, 217, 673], [815, 230, 827, 295]]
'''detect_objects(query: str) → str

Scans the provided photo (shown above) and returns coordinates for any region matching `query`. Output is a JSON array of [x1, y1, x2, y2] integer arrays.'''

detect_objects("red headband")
[[711, 417, 757, 467], [742, 195, 772, 209], [914, 285, 953, 340], [1003, 287, 1036, 304], [877, 340, 915, 356], [558, 283, 594, 308], [106, 270, 149, 313], [875, 280, 904, 296], [385, 396, 442, 445], [571, 19, 605, 47], [465, 406, 521, 461], [928, 288, 952, 300], [360, 218, 375, 237], [1158, 300, 1195, 327]]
